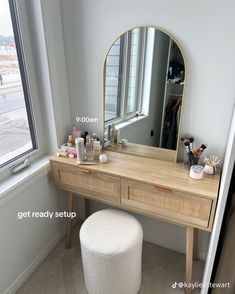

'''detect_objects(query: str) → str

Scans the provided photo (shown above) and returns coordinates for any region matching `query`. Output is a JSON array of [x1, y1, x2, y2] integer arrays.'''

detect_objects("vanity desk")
[[50, 150, 220, 291]]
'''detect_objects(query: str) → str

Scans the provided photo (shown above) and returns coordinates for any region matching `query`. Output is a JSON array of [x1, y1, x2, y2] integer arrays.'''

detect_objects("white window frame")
[[0, 0, 38, 168], [0, 0, 48, 182]]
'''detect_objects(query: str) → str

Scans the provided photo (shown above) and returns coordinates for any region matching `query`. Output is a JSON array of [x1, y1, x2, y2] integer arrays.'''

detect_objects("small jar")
[[204, 164, 215, 175], [189, 165, 204, 180]]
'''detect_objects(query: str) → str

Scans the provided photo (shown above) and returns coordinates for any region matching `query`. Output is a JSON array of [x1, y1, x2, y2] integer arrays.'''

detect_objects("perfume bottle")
[[72, 126, 81, 140], [85, 135, 94, 161], [110, 123, 115, 144], [93, 141, 101, 160], [91, 132, 98, 142], [67, 135, 74, 147], [113, 128, 120, 148]]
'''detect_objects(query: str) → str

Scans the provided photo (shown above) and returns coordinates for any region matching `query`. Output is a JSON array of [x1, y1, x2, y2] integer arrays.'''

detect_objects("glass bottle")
[[110, 123, 115, 144], [91, 132, 98, 142], [113, 128, 120, 148], [93, 141, 101, 160], [85, 135, 94, 161], [67, 135, 74, 147], [72, 126, 81, 140]]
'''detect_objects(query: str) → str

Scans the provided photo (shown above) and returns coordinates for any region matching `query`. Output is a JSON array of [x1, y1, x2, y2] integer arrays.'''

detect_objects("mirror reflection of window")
[[104, 37, 122, 121], [104, 28, 154, 124], [127, 28, 141, 114]]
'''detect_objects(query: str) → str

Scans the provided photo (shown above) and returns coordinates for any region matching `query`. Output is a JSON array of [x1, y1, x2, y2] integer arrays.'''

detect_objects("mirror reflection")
[[104, 27, 185, 151]]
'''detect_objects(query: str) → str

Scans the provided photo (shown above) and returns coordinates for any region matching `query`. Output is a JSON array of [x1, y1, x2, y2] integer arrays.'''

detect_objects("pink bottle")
[[72, 126, 81, 140]]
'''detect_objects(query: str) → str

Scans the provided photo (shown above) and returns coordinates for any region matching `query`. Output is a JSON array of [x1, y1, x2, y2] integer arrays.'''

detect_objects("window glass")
[[127, 28, 141, 114], [0, 0, 36, 166], [104, 28, 147, 125], [104, 38, 122, 121]]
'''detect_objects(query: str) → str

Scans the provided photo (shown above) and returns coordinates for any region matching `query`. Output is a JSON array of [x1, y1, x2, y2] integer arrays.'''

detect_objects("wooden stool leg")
[[185, 226, 194, 294], [66, 192, 74, 249], [85, 198, 90, 219]]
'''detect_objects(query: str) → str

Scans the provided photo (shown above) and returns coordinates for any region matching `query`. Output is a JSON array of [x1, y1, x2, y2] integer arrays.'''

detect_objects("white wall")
[[60, 0, 235, 260], [0, 171, 67, 294], [60, 0, 235, 159]]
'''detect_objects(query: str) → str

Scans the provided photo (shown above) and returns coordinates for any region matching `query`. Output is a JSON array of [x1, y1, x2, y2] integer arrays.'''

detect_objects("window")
[[104, 37, 123, 121], [104, 28, 146, 124], [0, 0, 36, 167], [126, 28, 142, 114]]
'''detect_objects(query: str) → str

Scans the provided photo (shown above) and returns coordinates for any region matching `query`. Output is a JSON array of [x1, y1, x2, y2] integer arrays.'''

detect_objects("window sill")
[[0, 155, 51, 208], [116, 115, 148, 130]]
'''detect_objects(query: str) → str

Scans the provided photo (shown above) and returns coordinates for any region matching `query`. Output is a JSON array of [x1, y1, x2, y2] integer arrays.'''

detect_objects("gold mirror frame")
[[102, 26, 186, 162]]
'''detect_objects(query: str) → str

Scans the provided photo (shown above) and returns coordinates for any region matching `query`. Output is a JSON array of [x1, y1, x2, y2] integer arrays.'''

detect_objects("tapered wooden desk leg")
[[85, 198, 90, 219], [66, 192, 74, 249], [193, 228, 198, 261], [185, 226, 194, 294]]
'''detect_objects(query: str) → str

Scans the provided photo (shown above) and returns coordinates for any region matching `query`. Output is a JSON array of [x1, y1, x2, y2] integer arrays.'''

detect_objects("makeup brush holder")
[[184, 152, 199, 168]]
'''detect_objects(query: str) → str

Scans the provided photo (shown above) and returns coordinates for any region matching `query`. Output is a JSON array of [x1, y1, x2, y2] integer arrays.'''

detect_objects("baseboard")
[[144, 236, 207, 261], [4, 225, 66, 294]]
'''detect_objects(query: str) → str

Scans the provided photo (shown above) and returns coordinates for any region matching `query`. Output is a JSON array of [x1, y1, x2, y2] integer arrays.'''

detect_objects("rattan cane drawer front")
[[51, 162, 120, 203], [121, 179, 212, 228]]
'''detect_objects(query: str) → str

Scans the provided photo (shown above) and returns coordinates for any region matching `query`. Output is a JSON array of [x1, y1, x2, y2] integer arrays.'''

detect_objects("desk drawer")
[[121, 179, 212, 228], [51, 163, 120, 203]]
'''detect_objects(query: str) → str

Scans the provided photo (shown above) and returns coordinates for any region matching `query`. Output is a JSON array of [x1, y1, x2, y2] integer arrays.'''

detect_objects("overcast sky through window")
[[0, 0, 14, 36]]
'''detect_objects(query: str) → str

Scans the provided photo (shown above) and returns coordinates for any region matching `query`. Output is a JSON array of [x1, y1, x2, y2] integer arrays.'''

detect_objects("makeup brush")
[[192, 144, 208, 157], [183, 138, 191, 154], [181, 133, 194, 141], [189, 136, 194, 150], [181, 134, 190, 141], [181, 134, 194, 150]]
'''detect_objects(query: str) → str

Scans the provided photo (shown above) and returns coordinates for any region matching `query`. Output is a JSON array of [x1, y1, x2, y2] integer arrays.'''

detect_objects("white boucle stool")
[[79, 208, 143, 294]]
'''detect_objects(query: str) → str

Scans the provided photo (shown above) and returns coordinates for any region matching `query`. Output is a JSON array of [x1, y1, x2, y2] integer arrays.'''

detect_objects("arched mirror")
[[103, 27, 185, 161]]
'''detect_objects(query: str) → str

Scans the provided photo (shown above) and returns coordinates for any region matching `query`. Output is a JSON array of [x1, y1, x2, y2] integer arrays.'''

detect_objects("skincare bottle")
[[113, 128, 120, 148], [91, 132, 98, 142], [75, 137, 85, 163], [93, 141, 101, 160], [67, 135, 74, 147], [110, 123, 115, 144], [72, 126, 81, 140], [85, 135, 94, 161], [107, 124, 112, 141]]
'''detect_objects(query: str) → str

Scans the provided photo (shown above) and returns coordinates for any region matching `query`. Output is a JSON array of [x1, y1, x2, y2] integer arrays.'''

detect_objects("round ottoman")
[[79, 208, 143, 294]]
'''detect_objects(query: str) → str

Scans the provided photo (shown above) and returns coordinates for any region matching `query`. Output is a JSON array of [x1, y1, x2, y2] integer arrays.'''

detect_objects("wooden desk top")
[[50, 151, 220, 200]]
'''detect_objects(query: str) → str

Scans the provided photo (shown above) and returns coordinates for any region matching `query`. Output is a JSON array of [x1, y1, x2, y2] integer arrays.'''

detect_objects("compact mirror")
[[103, 27, 185, 160]]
